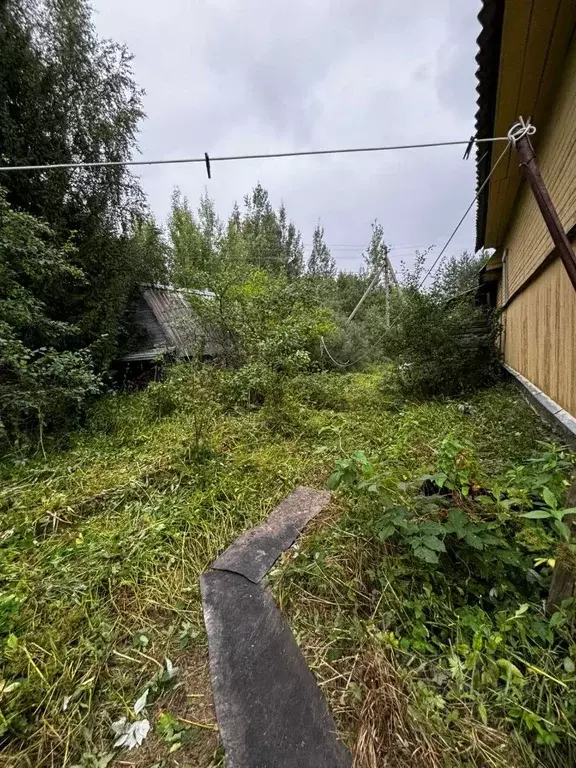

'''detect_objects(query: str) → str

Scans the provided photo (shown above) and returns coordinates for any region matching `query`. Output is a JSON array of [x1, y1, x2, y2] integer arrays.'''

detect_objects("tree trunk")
[[546, 480, 576, 616]]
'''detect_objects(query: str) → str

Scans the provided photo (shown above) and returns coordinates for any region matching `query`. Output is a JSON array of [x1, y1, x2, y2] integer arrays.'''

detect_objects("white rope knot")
[[507, 116, 536, 146]]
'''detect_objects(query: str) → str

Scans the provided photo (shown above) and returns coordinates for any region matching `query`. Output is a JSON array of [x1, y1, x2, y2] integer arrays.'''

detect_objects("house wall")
[[482, 0, 576, 249], [498, 31, 576, 417], [503, 256, 576, 417], [502, 34, 576, 297]]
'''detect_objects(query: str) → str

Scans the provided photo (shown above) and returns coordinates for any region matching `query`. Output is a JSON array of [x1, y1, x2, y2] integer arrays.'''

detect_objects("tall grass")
[[0, 366, 553, 766]]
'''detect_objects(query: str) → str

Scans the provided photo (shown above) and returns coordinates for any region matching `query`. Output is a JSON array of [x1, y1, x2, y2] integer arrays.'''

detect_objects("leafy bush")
[[322, 439, 576, 757], [145, 365, 219, 459], [422, 436, 482, 496], [290, 372, 348, 411], [385, 289, 501, 397], [0, 191, 100, 451], [215, 364, 307, 434], [146, 380, 180, 419], [187, 268, 337, 419], [0, 347, 101, 443], [220, 270, 335, 373], [216, 363, 275, 409], [319, 313, 374, 371], [328, 449, 374, 490]]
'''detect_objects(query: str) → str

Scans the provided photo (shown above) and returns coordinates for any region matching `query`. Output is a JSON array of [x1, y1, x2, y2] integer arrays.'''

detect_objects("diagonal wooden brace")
[[513, 128, 576, 292]]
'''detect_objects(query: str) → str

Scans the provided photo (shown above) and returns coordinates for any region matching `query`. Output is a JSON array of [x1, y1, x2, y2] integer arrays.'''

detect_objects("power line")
[[416, 141, 512, 290], [302, 242, 471, 252], [416, 118, 536, 288], [0, 135, 509, 174]]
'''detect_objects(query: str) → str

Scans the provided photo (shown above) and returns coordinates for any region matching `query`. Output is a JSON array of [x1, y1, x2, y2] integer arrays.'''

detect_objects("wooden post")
[[546, 481, 576, 616], [514, 131, 576, 292], [384, 249, 390, 329]]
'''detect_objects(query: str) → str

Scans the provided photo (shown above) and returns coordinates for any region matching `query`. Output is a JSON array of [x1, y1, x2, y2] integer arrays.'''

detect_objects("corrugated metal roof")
[[475, 0, 505, 252], [121, 284, 218, 362], [122, 346, 172, 363], [139, 283, 216, 299], [140, 285, 200, 350]]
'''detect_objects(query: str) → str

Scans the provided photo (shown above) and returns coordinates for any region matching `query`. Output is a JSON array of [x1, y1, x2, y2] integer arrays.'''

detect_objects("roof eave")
[[474, 0, 506, 252]]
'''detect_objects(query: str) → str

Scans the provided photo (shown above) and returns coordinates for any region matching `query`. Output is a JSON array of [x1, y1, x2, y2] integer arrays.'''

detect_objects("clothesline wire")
[[415, 147, 506, 289], [416, 117, 535, 290], [318, 143, 505, 369], [0, 135, 511, 173]]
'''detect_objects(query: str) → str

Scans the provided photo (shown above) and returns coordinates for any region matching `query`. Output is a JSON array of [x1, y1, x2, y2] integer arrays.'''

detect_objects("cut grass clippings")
[[0, 368, 558, 766]]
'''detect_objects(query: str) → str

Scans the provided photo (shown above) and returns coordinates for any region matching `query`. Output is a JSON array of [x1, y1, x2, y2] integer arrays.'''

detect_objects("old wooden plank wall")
[[496, 23, 576, 417], [503, 34, 576, 297], [484, 0, 576, 250], [503, 256, 576, 416]]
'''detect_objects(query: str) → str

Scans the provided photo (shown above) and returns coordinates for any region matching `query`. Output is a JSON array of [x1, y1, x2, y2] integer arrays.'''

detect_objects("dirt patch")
[[118, 648, 220, 768]]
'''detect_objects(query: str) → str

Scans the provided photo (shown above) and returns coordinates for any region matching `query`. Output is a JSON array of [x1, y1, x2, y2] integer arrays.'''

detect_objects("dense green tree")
[[169, 188, 223, 290], [363, 220, 388, 277], [242, 183, 284, 273], [333, 272, 372, 317], [0, 0, 145, 235], [432, 250, 487, 299], [71, 219, 167, 366], [229, 201, 242, 233], [130, 219, 169, 282], [279, 203, 304, 278], [170, 184, 305, 283], [169, 190, 201, 288], [0, 0, 162, 364], [0, 0, 65, 220], [307, 222, 335, 278], [197, 188, 223, 257], [0, 188, 100, 446]]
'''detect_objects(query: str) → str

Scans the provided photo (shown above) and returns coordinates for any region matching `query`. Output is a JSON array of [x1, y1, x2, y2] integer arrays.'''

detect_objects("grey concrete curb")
[[503, 364, 576, 447]]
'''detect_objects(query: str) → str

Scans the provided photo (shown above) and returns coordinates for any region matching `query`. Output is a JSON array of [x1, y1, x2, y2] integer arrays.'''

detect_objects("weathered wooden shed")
[[121, 283, 219, 363]]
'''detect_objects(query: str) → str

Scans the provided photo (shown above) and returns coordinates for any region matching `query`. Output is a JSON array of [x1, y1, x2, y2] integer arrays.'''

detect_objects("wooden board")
[[201, 570, 351, 768], [503, 255, 576, 417]]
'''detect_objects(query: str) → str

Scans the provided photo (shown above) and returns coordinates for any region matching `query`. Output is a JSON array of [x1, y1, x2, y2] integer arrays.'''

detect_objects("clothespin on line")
[[463, 135, 475, 161]]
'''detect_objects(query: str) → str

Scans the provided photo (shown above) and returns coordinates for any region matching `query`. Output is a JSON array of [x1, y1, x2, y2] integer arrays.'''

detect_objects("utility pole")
[[348, 260, 386, 322], [348, 245, 397, 325], [513, 128, 576, 292], [384, 247, 390, 328]]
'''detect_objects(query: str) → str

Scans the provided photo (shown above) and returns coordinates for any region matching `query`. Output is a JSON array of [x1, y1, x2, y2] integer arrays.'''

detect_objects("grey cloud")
[[93, 0, 482, 273], [436, 0, 481, 120]]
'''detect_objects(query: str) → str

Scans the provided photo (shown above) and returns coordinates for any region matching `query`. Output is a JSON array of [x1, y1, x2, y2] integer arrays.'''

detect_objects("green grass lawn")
[[1, 368, 572, 767]]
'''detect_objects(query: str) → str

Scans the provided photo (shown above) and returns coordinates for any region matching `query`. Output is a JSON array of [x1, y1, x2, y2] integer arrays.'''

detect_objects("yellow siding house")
[[476, 0, 576, 436]]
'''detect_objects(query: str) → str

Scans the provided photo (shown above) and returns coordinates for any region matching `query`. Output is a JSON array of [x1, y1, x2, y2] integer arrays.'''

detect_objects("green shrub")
[[0, 190, 101, 452], [146, 381, 180, 419], [290, 372, 347, 410], [385, 290, 501, 398], [322, 440, 576, 756], [215, 363, 275, 410], [318, 315, 374, 372], [261, 395, 305, 437]]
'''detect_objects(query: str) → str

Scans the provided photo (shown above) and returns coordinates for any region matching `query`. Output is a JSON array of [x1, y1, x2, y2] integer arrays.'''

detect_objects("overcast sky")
[[92, 0, 481, 273]]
